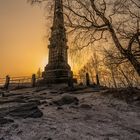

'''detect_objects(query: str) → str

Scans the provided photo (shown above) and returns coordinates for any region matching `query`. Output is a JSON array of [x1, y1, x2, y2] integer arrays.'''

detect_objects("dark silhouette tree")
[[63, 0, 140, 76]]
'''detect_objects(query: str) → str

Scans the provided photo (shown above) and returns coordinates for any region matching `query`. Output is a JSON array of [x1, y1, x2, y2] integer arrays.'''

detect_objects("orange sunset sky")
[[0, 0, 48, 77], [0, 0, 92, 78]]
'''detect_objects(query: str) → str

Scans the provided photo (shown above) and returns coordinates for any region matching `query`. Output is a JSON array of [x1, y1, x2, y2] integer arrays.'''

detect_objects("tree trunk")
[[90, 0, 140, 76], [111, 69, 117, 88], [96, 74, 100, 86], [125, 52, 140, 76], [119, 66, 132, 87]]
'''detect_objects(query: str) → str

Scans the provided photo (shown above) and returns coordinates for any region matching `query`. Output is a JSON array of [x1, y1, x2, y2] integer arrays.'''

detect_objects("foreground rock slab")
[[0, 87, 140, 140], [52, 95, 79, 106], [9, 103, 43, 118], [0, 117, 14, 125], [0, 103, 43, 119]]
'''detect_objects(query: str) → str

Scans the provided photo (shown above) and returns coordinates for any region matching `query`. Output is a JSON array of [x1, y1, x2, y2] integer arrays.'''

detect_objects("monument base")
[[40, 63, 72, 84]]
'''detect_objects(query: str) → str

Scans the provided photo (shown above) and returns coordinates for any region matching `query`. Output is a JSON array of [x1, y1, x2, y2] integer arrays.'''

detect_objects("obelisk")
[[42, 0, 72, 83]]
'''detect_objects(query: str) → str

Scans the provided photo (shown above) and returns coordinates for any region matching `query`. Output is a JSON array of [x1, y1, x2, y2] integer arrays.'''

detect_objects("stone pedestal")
[[43, 63, 71, 83]]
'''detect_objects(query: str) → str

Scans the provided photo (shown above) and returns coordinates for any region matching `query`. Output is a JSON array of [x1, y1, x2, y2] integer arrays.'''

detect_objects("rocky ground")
[[0, 85, 140, 140]]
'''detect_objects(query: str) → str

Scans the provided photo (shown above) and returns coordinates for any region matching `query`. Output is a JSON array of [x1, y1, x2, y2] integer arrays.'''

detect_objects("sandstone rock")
[[47, 138, 52, 140], [53, 95, 79, 106], [0, 117, 14, 125], [11, 124, 19, 129], [35, 87, 47, 92], [57, 106, 63, 110], [9, 103, 43, 118], [50, 91, 58, 94], [80, 104, 92, 109], [40, 92, 47, 95], [27, 99, 41, 105], [69, 105, 79, 109], [40, 100, 48, 105]]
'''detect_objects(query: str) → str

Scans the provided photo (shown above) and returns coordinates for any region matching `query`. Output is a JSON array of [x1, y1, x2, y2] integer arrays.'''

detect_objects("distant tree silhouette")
[[37, 68, 42, 78]]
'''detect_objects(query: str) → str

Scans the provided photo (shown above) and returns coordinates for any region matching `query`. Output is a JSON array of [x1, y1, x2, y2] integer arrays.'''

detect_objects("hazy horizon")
[[0, 0, 48, 77]]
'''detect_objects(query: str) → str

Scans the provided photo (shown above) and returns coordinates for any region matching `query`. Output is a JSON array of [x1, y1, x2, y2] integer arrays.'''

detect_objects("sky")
[[0, 0, 48, 77], [0, 0, 91, 78]]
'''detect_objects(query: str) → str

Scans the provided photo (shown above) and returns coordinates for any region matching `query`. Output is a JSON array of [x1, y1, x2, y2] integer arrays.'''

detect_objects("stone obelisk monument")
[[42, 0, 72, 83]]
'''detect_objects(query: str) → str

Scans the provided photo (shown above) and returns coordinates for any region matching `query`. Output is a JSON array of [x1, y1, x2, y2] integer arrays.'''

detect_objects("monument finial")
[[53, 0, 64, 28]]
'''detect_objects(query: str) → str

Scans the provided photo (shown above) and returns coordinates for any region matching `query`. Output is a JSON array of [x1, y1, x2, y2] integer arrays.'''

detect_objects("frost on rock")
[[0, 87, 140, 140]]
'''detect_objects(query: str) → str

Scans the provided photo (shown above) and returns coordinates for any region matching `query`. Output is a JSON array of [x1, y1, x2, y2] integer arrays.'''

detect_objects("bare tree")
[[63, 0, 140, 76], [27, 0, 140, 76], [103, 45, 140, 87]]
